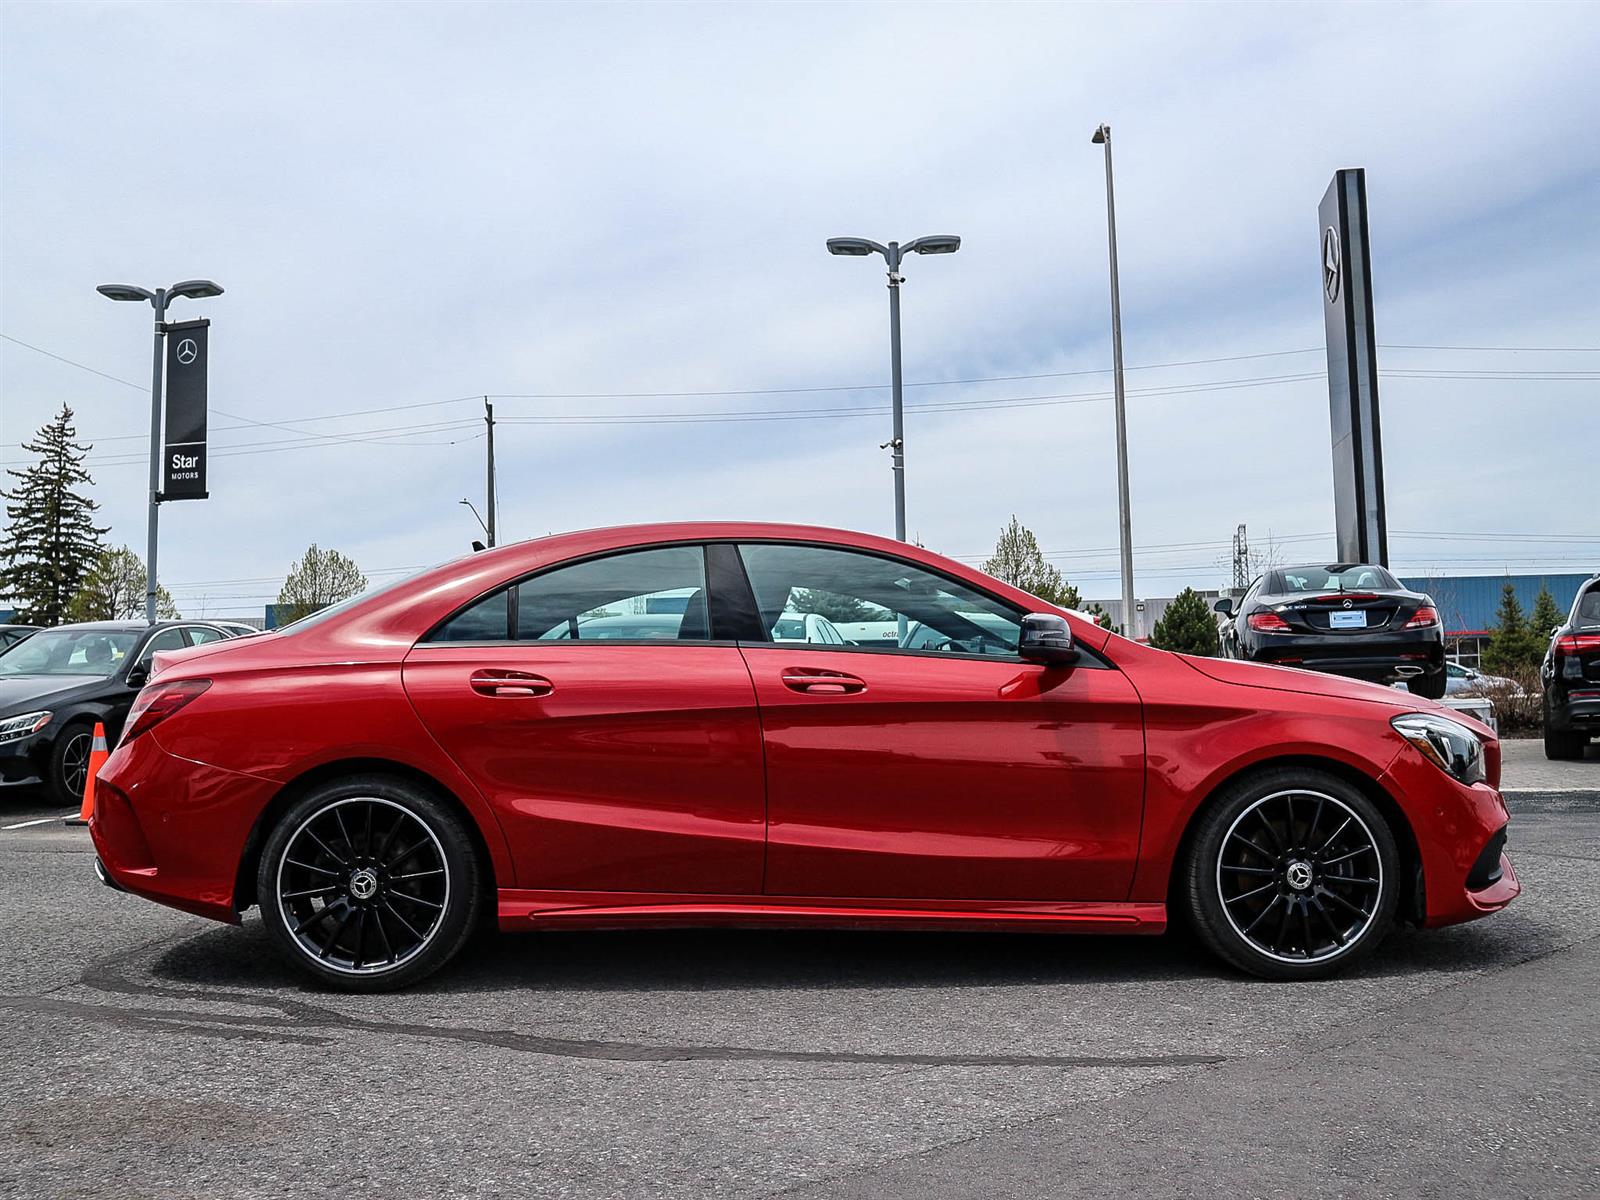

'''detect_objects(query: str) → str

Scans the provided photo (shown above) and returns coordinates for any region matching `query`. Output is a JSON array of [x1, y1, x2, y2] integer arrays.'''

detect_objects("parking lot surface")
[[2, 761, 1597, 1199]]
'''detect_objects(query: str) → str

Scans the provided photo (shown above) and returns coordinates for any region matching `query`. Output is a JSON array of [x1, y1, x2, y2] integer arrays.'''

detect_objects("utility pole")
[[1091, 123, 1137, 639], [1232, 524, 1250, 592], [484, 396, 497, 547]]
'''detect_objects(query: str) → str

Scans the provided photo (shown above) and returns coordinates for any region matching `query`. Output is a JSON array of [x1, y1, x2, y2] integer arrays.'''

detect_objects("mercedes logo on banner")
[[176, 338, 198, 365], [1323, 226, 1342, 304]]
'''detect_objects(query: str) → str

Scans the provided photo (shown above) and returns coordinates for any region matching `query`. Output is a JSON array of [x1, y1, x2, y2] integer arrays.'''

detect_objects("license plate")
[[1329, 610, 1367, 629]]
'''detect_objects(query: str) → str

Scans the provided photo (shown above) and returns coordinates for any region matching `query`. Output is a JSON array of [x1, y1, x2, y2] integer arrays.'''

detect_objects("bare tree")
[[276, 544, 368, 624]]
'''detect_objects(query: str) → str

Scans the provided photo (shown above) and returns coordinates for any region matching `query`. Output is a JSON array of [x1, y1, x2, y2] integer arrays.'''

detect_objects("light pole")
[[97, 279, 224, 623], [1091, 123, 1136, 639], [826, 234, 960, 542]]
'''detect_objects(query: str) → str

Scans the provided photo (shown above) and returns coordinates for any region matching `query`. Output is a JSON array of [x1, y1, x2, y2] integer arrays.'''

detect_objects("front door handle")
[[469, 669, 554, 697], [780, 668, 867, 695]]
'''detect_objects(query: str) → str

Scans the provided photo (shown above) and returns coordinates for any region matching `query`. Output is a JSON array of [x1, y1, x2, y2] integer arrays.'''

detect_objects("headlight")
[[0, 710, 52, 745], [1392, 712, 1486, 785]]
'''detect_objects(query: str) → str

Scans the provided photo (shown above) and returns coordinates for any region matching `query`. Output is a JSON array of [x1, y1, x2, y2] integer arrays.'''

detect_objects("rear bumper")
[[89, 730, 278, 924], [1378, 749, 1520, 928], [1249, 629, 1444, 682], [1545, 689, 1600, 734]]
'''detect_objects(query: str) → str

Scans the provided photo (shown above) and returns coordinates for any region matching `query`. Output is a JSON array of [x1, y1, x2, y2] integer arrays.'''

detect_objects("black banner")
[[163, 318, 209, 500], [1320, 169, 1386, 567]]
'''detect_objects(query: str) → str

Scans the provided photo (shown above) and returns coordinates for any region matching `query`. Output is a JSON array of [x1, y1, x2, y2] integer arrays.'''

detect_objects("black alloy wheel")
[[50, 723, 93, 808], [258, 776, 481, 991], [1184, 768, 1399, 980]]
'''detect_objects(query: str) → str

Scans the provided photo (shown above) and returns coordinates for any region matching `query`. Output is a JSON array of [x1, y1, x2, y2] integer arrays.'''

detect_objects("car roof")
[[40, 620, 220, 633]]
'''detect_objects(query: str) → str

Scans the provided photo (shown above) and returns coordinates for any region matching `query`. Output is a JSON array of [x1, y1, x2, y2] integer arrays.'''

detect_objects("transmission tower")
[[1232, 524, 1250, 591]]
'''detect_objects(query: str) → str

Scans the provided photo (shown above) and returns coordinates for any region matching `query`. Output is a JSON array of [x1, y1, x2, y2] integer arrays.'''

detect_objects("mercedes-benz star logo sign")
[[1342, 598, 1353, 609], [176, 338, 198, 365], [1323, 226, 1342, 304]]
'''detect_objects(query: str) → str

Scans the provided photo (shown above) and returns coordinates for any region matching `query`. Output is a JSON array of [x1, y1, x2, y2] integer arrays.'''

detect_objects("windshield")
[[0, 629, 139, 677], [1268, 565, 1401, 594]]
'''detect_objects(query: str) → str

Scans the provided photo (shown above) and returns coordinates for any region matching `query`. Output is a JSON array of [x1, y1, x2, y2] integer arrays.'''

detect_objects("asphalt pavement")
[[1, 748, 1596, 1199]]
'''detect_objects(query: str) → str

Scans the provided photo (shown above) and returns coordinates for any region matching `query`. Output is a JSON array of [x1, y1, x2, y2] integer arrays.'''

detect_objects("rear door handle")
[[780, 669, 867, 695], [469, 669, 554, 697]]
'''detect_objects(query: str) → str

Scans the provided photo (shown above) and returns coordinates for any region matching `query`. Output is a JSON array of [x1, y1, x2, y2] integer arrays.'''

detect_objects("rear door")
[[731, 541, 1145, 902], [402, 544, 767, 894]]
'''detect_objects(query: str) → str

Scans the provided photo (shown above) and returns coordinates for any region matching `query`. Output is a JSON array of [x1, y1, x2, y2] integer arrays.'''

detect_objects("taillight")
[[120, 679, 211, 746], [1404, 606, 1440, 629], [1556, 634, 1600, 654], [1248, 611, 1291, 632]]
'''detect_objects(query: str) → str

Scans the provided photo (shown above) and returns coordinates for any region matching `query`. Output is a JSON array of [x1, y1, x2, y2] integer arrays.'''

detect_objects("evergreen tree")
[[1085, 601, 1115, 631], [787, 588, 885, 623], [0, 405, 108, 625], [1149, 587, 1221, 656], [1529, 586, 1564, 643], [276, 544, 368, 623], [66, 546, 179, 621], [982, 516, 1083, 610], [1482, 582, 1541, 674]]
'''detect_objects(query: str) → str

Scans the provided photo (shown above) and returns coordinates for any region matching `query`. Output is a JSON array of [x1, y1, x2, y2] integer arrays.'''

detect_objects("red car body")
[[90, 523, 1517, 950]]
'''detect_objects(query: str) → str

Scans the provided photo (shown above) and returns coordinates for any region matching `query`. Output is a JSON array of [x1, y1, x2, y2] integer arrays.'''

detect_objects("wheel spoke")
[[1326, 875, 1380, 887], [350, 909, 368, 969], [1226, 865, 1277, 877], [387, 837, 433, 868], [381, 899, 425, 941], [1225, 881, 1277, 905], [332, 807, 356, 858], [1229, 832, 1275, 861], [1312, 897, 1345, 946], [282, 884, 338, 900], [305, 828, 349, 867], [1320, 888, 1369, 918], [1320, 846, 1370, 868], [1304, 796, 1325, 850], [391, 869, 445, 881], [373, 906, 396, 964], [292, 904, 339, 936], [1242, 894, 1282, 935], [1298, 901, 1315, 958], [389, 892, 443, 911], [1315, 815, 1353, 858], [320, 907, 354, 959]]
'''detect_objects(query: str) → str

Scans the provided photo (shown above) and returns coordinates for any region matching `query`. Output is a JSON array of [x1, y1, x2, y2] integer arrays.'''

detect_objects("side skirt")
[[497, 890, 1166, 935]]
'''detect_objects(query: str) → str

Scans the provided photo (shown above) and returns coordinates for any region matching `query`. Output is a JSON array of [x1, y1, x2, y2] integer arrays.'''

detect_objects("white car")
[[771, 612, 847, 645]]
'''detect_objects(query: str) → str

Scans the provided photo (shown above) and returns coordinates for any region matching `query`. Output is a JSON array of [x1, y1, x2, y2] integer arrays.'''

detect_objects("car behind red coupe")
[[90, 523, 1518, 989]]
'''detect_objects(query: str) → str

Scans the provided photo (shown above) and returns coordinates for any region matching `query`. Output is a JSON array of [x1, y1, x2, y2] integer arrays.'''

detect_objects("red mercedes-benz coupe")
[[90, 523, 1518, 990]]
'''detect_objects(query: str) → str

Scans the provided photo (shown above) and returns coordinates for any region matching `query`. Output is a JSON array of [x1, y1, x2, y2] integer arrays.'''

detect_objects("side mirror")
[[126, 662, 150, 688], [1214, 598, 1234, 616], [1018, 613, 1078, 666]]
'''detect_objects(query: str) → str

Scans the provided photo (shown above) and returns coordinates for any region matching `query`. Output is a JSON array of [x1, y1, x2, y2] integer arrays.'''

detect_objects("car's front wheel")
[[1182, 768, 1400, 980], [47, 720, 94, 809], [257, 775, 482, 991]]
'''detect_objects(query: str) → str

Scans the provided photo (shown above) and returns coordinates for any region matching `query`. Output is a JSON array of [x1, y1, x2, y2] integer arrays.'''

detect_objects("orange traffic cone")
[[64, 722, 109, 827]]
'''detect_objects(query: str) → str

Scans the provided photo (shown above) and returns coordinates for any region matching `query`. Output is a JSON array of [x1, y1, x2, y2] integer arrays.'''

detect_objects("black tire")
[[47, 720, 94, 809], [1182, 767, 1400, 981], [1406, 670, 1447, 700], [1543, 725, 1587, 761], [256, 774, 482, 992]]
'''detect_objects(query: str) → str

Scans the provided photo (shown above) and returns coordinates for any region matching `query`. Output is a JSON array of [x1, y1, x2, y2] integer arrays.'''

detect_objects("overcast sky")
[[3, 0, 1597, 618]]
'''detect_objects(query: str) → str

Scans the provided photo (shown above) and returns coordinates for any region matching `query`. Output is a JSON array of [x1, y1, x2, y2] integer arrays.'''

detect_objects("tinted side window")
[[432, 590, 513, 642], [139, 628, 187, 661], [185, 626, 229, 646], [519, 546, 708, 641], [737, 543, 1021, 657]]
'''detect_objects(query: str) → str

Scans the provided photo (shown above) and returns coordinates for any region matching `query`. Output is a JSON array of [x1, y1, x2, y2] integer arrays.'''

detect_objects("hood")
[[1177, 654, 1422, 709], [0, 674, 111, 714]]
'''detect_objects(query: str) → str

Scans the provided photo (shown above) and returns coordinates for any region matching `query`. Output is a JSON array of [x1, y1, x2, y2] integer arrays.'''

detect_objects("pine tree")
[[1, 405, 109, 625], [1482, 582, 1540, 674], [1149, 587, 1221, 656], [1529, 586, 1564, 644], [66, 546, 179, 621], [276, 544, 368, 624], [982, 516, 1083, 610], [1085, 601, 1115, 631]]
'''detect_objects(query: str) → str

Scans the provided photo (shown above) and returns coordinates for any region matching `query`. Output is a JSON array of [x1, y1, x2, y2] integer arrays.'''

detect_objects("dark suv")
[[1542, 573, 1600, 760]]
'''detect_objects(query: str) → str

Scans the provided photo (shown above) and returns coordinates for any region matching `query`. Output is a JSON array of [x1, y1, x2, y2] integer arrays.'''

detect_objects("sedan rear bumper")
[[1249, 629, 1444, 683], [89, 730, 278, 924]]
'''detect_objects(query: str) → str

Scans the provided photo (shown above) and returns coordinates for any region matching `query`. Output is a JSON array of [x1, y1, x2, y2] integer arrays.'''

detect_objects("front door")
[[402, 544, 766, 895], [733, 542, 1145, 901]]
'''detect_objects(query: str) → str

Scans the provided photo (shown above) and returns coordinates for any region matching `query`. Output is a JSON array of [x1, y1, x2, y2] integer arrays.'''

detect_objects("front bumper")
[[89, 729, 278, 924], [1378, 748, 1519, 928]]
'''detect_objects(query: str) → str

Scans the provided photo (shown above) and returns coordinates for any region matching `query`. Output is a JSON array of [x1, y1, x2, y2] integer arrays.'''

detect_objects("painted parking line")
[[2, 814, 75, 831]]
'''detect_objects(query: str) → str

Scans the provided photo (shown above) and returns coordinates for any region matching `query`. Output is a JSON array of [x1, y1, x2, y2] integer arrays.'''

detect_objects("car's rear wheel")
[[1406, 669, 1447, 700], [257, 775, 481, 991], [1183, 768, 1399, 980], [48, 721, 93, 809], [1543, 725, 1587, 761]]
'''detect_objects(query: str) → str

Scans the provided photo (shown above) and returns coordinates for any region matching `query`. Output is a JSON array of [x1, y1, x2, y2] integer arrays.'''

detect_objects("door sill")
[[497, 889, 1165, 934]]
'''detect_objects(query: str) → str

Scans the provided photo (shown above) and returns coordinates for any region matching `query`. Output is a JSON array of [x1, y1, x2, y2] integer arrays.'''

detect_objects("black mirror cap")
[[1214, 598, 1234, 616], [1018, 613, 1078, 666], [125, 663, 150, 688]]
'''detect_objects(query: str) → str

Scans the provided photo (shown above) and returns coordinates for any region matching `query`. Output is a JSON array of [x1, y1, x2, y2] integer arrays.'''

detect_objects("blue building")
[[1398, 572, 1593, 668]]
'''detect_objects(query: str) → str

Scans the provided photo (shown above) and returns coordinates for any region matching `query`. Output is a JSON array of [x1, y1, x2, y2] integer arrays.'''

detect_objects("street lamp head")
[[97, 283, 155, 303], [1091, 124, 1110, 145], [906, 235, 961, 256], [168, 279, 224, 300], [826, 237, 878, 257]]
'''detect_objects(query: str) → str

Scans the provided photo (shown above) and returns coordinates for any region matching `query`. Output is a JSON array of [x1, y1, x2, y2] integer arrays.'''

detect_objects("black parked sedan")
[[1541, 573, 1600, 760], [0, 620, 237, 805], [1215, 563, 1446, 698]]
